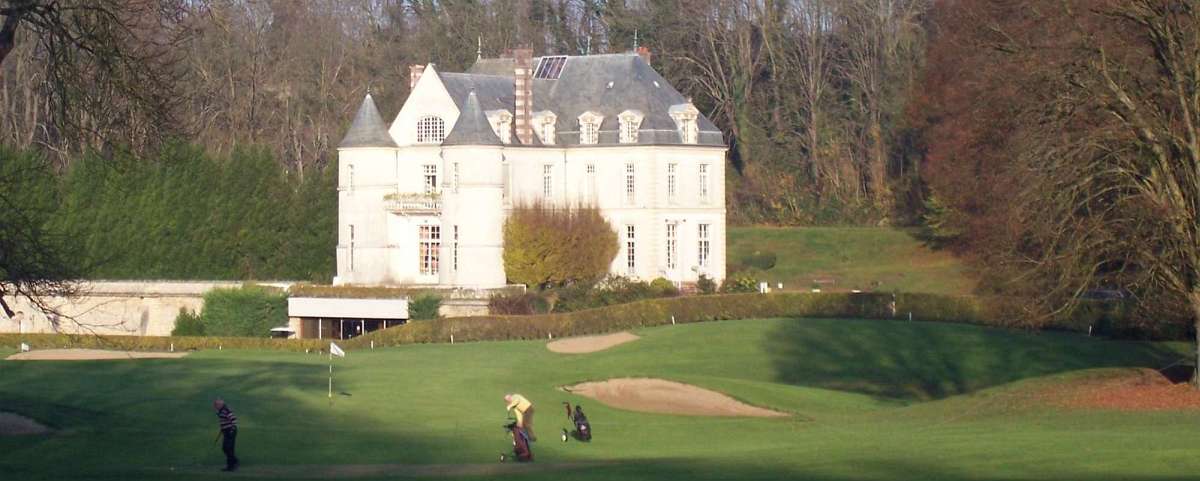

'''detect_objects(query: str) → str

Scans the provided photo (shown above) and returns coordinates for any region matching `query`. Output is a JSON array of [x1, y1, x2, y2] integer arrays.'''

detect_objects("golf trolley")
[[560, 402, 592, 442], [499, 418, 534, 463]]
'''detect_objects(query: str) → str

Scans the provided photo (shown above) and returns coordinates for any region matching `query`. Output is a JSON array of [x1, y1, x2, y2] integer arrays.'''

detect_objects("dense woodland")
[[1, 0, 1198, 335]]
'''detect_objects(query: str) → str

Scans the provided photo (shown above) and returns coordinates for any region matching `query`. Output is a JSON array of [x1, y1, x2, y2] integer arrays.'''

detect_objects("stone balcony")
[[384, 192, 440, 215]]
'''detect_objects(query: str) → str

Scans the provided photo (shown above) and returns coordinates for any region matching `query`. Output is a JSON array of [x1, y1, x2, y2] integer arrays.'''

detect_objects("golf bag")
[[502, 421, 534, 462], [561, 403, 592, 442]]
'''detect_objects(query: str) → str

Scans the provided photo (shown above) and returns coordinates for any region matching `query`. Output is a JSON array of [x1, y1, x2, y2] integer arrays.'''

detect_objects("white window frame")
[[618, 110, 643, 144], [423, 164, 438, 194], [347, 163, 354, 194], [419, 225, 441, 276], [699, 164, 710, 203], [349, 224, 355, 271], [667, 163, 677, 202], [543, 164, 553, 199], [453, 162, 460, 192], [625, 163, 636, 204], [578, 112, 603, 145], [585, 163, 596, 202], [625, 224, 636, 275], [698, 223, 710, 268], [452, 225, 459, 273], [416, 115, 446, 144], [666, 223, 678, 270]]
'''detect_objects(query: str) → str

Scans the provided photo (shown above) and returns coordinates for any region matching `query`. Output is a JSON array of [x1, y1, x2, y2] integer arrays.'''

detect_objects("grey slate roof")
[[443, 91, 503, 146], [444, 53, 724, 147], [339, 94, 397, 148]]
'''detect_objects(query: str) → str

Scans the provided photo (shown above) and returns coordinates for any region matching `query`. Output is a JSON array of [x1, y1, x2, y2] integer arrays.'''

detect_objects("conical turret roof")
[[443, 91, 503, 146], [339, 93, 397, 149]]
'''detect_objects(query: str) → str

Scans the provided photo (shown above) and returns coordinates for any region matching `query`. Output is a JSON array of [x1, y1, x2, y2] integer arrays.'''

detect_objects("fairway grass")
[[1, 318, 1198, 481], [728, 226, 976, 294]]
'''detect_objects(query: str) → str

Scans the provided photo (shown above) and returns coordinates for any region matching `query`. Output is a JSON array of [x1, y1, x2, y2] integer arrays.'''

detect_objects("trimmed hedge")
[[195, 286, 288, 337], [345, 291, 1175, 349], [0, 333, 325, 352]]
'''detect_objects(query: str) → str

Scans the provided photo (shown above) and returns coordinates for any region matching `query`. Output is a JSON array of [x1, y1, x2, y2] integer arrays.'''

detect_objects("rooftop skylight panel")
[[534, 56, 568, 79]]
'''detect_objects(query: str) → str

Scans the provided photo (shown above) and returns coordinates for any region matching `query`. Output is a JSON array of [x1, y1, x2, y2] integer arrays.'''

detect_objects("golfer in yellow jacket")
[[505, 393, 536, 441]]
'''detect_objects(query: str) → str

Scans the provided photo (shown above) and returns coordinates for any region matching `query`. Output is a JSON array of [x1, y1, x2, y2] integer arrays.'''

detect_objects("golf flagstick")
[[328, 342, 346, 406]]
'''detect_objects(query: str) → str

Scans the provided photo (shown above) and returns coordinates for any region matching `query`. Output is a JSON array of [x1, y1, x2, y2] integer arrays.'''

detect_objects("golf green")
[[1, 318, 1197, 480]]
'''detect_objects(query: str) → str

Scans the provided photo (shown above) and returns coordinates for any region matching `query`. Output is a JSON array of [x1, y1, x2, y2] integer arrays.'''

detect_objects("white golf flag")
[[330, 342, 346, 358], [19, 343, 30, 352]]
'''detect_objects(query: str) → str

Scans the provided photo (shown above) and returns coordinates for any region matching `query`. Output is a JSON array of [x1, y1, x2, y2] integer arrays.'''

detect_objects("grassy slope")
[[728, 227, 975, 295], [0, 319, 1196, 481]]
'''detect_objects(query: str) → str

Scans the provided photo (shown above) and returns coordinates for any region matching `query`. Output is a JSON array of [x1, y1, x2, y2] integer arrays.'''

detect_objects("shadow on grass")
[[0, 356, 477, 480], [764, 318, 1180, 401]]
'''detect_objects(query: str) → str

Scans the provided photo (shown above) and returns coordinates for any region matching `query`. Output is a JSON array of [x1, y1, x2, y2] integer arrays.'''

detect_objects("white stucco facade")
[[335, 54, 727, 289]]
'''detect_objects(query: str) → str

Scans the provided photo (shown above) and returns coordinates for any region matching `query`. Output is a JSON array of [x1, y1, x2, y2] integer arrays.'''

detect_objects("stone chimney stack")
[[409, 64, 426, 89], [636, 46, 652, 66], [513, 48, 534, 145]]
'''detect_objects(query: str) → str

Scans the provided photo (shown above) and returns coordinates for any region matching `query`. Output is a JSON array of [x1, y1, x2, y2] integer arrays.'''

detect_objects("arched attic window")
[[416, 115, 446, 143], [669, 103, 700, 144], [534, 111, 557, 145], [618, 110, 644, 144], [578, 111, 603, 145]]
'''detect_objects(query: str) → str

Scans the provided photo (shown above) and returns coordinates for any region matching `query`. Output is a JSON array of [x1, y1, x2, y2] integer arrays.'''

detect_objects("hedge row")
[[0, 333, 325, 352], [344, 291, 1172, 349]]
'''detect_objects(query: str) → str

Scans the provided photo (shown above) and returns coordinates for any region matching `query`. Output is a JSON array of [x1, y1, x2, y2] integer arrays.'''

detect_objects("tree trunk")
[[1192, 289, 1200, 388], [0, 10, 21, 69]]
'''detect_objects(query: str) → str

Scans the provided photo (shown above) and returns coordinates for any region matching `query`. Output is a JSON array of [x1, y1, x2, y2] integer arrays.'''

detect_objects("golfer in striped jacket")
[[213, 398, 239, 472]]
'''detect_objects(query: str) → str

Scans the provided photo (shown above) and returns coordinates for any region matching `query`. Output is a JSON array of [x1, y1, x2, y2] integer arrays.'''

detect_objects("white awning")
[[287, 297, 409, 320], [269, 327, 295, 333]]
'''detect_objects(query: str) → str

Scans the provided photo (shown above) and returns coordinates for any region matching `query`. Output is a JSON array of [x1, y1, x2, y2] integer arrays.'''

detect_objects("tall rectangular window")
[[625, 163, 636, 204], [625, 225, 636, 274], [698, 223, 710, 268], [667, 163, 677, 202], [586, 163, 596, 202], [348, 164, 355, 192], [423, 165, 438, 194], [419, 225, 440, 275], [452, 225, 459, 272], [453, 162, 460, 192], [503, 162, 511, 200], [666, 223, 678, 270], [349, 225, 355, 271], [699, 164, 710, 202], [543, 164, 553, 198]]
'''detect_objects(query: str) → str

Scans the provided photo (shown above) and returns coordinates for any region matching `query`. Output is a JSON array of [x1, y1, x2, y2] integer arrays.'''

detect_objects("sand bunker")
[[547, 332, 640, 354], [564, 378, 788, 417], [6, 349, 189, 361], [0, 412, 51, 436]]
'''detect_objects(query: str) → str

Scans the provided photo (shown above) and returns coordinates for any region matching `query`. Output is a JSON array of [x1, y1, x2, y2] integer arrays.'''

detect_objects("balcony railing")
[[384, 192, 440, 215]]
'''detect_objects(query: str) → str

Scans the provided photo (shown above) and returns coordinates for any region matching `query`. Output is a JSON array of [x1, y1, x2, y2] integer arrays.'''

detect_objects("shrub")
[[649, 277, 680, 297], [742, 250, 778, 270], [409, 294, 441, 320], [503, 203, 619, 288], [171, 308, 206, 336], [198, 285, 288, 337], [345, 291, 1178, 349], [697, 274, 718, 294], [489, 292, 538, 315], [720, 274, 759, 293], [0, 333, 324, 352]]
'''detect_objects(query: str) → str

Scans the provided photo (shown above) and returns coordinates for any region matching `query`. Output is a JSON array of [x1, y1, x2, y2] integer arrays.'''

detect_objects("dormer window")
[[618, 110, 644, 144], [578, 111, 603, 145], [486, 110, 514, 144], [416, 115, 445, 143], [669, 103, 700, 145], [533, 111, 557, 145]]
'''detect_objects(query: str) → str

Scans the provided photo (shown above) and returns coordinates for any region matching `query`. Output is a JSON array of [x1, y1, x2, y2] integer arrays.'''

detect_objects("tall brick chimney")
[[513, 48, 534, 145], [409, 64, 425, 89], [636, 46, 652, 66]]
